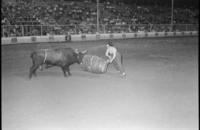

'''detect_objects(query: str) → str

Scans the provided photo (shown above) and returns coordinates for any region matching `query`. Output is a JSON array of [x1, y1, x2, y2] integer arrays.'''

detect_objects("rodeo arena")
[[1, 0, 199, 130]]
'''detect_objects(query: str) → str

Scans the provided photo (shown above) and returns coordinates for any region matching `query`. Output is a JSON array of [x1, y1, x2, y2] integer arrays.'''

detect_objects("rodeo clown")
[[105, 41, 126, 77]]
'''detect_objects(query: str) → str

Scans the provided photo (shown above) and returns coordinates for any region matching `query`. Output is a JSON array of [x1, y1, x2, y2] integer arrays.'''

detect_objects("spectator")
[[1, 0, 198, 37]]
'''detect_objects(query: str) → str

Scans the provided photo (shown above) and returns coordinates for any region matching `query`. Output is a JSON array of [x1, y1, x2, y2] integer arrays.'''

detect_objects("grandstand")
[[1, 0, 199, 37]]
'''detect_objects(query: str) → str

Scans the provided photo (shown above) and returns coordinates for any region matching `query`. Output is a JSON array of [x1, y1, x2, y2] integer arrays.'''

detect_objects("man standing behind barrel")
[[105, 41, 126, 77]]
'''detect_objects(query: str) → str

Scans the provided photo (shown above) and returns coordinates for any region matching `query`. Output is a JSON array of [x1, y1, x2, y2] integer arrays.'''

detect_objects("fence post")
[[24, 25, 26, 36], [103, 24, 106, 33], [186, 24, 188, 31], [21, 25, 24, 36], [75, 25, 78, 34], [41, 25, 43, 36], [2, 25, 4, 37]]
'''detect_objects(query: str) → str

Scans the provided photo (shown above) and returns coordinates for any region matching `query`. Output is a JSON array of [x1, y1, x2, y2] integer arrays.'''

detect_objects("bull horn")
[[82, 50, 88, 54], [74, 49, 79, 54]]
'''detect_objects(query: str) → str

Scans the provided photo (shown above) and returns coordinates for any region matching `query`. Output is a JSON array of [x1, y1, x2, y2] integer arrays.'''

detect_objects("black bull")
[[29, 48, 87, 79]]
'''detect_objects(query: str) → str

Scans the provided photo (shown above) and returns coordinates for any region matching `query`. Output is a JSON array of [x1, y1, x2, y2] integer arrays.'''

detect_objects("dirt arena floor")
[[2, 37, 198, 130]]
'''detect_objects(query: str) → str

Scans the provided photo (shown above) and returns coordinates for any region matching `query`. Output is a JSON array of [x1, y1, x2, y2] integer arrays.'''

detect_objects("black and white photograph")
[[1, 0, 198, 130]]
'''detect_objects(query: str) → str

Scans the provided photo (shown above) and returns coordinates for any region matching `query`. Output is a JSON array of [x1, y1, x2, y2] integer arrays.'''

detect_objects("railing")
[[1, 24, 199, 37]]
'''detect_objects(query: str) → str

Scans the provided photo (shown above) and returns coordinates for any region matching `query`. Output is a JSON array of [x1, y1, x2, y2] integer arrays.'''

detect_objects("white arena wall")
[[1, 31, 198, 45]]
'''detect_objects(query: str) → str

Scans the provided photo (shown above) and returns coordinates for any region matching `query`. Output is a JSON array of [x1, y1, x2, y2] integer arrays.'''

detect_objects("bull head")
[[75, 49, 88, 64], [74, 49, 79, 54]]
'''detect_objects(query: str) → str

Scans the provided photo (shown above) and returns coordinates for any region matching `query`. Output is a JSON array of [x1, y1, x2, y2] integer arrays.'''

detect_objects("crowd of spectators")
[[1, 0, 199, 37]]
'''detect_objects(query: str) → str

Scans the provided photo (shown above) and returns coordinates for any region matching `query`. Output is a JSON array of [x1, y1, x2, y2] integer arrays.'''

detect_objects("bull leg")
[[29, 54, 44, 79], [61, 67, 67, 77], [29, 64, 39, 79], [65, 66, 71, 76], [29, 60, 35, 79], [32, 65, 40, 77], [29, 59, 38, 79], [39, 65, 44, 71], [33, 59, 43, 75], [33, 66, 39, 76], [30, 61, 42, 79], [29, 65, 34, 79]]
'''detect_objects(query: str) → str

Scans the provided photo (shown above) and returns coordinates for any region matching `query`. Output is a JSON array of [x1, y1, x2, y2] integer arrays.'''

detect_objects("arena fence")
[[1, 31, 198, 45], [1, 24, 199, 37]]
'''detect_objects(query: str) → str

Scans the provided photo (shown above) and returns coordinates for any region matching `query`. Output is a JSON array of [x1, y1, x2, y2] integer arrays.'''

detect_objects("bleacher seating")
[[1, 0, 199, 37]]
